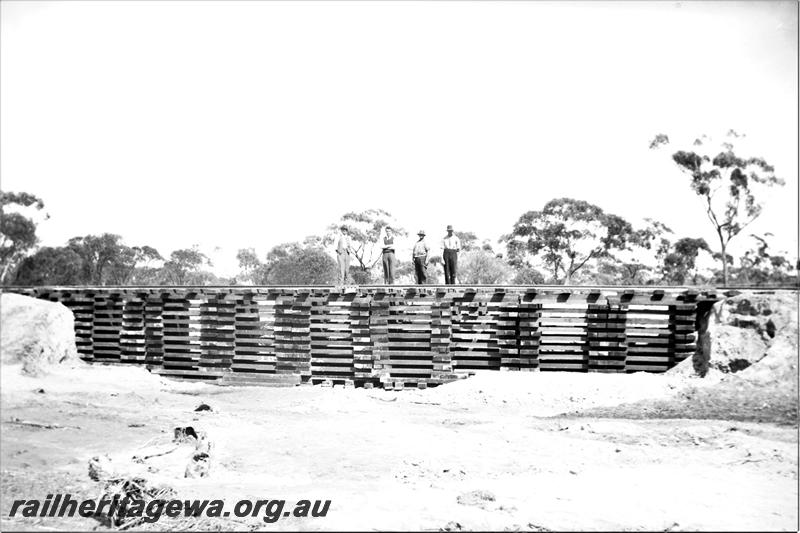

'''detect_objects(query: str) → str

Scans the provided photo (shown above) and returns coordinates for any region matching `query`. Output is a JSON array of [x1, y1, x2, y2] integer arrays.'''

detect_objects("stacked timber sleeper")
[[536, 297, 591, 372], [198, 293, 235, 374], [144, 295, 164, 368], [351, 292, 375, 386], [380, 289, 436, 389], [369, 293, 390, 388], [517, 292, 541, 371], [120, 294, 146, 364], [367, 288, 461, 389], [92, 293, 124, 363], [308, 290, 363, 387], [587, 303, 627, 373], [275, 292, 311, 383], [430, 294, 456, 385], [222, 290, 299, 386], [228, 292, 276, 381], [6, 286, 712, 387], [449, 289, 519, 372], [520, 289, 606, 372], [155, 293, 209, 380], [621, 302, 697, 372], [670, 303, 698, 367]]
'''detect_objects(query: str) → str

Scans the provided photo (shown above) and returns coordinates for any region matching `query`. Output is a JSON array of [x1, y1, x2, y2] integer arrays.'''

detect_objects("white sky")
[[1, 0, 797, 276]]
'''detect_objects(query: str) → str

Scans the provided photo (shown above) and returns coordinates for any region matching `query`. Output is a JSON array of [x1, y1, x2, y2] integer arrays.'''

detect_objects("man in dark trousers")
[[380, 225, 397, 284], [442, 224, 461, 284], [412, 230, 429, 284]]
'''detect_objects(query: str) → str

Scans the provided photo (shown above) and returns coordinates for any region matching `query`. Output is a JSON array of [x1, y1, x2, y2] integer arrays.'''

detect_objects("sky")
[[1, 0, 797, 276]]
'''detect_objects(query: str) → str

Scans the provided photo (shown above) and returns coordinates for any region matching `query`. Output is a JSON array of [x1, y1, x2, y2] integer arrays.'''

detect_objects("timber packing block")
[[5, 286, 723, 389]]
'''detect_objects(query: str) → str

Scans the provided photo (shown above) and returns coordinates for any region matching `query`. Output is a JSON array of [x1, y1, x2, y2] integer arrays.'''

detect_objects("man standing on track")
[[380, 225, 397, 284], [336, 225, 352, 285], [412, 230, 429, 284], [442, 225, 461, 285]]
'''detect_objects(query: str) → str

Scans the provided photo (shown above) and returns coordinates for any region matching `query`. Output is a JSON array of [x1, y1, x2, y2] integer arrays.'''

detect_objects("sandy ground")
[[1, 363, 797, 532]]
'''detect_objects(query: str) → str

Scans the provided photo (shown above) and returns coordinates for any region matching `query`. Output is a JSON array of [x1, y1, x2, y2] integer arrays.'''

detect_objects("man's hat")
[[340, 225, 348, 231], [446, 225, 453, 231], [418, 230, 426, 236]]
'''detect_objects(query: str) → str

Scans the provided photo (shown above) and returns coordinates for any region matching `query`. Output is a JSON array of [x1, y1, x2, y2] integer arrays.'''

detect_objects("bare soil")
[[1, 364, 797, 532]]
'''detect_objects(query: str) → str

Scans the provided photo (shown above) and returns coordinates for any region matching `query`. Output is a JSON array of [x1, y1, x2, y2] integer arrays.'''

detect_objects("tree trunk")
[[0, 262, 10, 285], [563, 257, 575, 285], [719, 239, 729, 286]]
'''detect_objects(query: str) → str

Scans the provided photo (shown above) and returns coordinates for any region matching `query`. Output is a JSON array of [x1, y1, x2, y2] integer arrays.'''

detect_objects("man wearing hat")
[[336, 225, 352, 285], [412, 230, 429, 284], [442, 225, 461, 285]]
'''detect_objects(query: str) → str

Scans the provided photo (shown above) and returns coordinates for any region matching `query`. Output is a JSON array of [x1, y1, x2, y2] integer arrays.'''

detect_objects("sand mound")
[[1, 292, 80, 376]]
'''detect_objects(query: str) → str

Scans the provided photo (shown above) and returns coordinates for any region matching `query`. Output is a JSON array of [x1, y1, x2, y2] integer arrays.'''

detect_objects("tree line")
[[1, 131, 796, 287]]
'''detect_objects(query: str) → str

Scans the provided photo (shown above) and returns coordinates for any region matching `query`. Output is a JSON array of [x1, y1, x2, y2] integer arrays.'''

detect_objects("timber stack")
[[4, 285, 720, 389]]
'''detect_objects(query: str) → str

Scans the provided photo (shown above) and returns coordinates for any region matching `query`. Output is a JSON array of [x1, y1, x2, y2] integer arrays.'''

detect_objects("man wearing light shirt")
[[412, 230, 429, 284], [379, 226, 397, 284], [336, 225, 352, 285], [442, 225, 461, 285]]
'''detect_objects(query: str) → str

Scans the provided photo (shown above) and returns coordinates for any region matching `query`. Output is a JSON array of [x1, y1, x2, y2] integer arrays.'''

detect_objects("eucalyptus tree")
[[650, 130, 784, 284], [503, 198, 635, 284]]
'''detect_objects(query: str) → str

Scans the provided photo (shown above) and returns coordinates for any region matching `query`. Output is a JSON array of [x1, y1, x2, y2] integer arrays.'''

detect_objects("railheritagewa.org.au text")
[[9, 494, 331, 524]]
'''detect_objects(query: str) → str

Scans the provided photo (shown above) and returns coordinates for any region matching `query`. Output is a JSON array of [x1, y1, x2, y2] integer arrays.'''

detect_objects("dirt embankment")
[[582, 290, 799, 425], [1, 293, 79, 376], [705, 290, 797, 376]]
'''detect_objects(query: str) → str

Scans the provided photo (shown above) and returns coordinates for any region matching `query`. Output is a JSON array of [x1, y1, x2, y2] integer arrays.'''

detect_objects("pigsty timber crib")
[[7, 285, 722, 389]]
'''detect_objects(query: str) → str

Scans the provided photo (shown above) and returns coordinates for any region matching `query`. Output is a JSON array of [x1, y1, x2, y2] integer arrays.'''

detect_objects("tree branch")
[[569, 249, 597, 277], [704, 195, 723, 234]]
